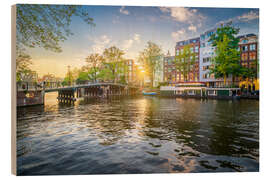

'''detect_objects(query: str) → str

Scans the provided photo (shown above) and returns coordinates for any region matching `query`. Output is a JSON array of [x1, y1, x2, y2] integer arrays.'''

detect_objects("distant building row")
[[163, 28, 259, 89]]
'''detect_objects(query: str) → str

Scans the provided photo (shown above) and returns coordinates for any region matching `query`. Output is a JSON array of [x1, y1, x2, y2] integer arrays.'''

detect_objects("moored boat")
[[142, 91, 157, 95]]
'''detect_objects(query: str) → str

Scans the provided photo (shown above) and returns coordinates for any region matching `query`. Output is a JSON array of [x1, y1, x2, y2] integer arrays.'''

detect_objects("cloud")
[[122, 39, 134, 50], [119, 6, 129, 15], [216, 10, 259, 26], [121, 34, 141, 50], [237, 10, 259, 22], [159, 7, 205, 24], [188, 24, 197, 32], [133, 34, 141, 42], [90, 34, 141, 55], [91, 35, 112, 53], [171, 29, 187, 41]]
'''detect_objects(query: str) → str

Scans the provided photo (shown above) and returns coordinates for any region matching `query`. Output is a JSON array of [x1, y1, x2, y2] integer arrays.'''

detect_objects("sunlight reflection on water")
[[17, 92, 259, 175]]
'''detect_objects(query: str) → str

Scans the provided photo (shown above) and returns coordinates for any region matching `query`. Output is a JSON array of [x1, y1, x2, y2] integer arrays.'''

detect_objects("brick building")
[[238, 34, 258, 74], [164, 37, 200, 85], [238, 33, 259, 90]]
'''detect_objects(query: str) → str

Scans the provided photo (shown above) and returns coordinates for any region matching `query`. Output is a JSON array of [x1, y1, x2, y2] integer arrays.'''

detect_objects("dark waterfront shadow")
[[208, 100, 259, 157]]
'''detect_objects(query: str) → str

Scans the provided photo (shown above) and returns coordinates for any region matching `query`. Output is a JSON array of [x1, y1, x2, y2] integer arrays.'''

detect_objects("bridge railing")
[[17, 82, 43, 91], [17, 81, 140, 92]]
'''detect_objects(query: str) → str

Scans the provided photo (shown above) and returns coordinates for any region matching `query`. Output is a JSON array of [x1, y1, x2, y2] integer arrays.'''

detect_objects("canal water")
[[17, 92, 259, 175]]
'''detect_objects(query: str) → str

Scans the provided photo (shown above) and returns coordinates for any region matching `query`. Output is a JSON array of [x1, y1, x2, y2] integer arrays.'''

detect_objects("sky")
[[25, 6, 259, 78]]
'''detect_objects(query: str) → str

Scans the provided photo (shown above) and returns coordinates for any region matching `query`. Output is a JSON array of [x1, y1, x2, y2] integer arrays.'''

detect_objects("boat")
[[142, 91, 157, 95]]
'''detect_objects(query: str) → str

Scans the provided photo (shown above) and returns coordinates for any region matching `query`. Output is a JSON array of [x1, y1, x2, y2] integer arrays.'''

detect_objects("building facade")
[[153, 56, 164, 87], [200, 29, 216, 87], [163, 37, 200, 85], [238, 34, 258, 73], [163, 26, 259, 89], [124, 59, 134, 84], [238, 33, 259, 90], [199, 28, 229, 87], [176, 37, 200, 83], [163, 55, 175, 84]]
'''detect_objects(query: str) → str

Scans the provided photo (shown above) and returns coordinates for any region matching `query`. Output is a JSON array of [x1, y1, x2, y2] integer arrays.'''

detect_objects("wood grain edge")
[[11, 4, 17, 176]]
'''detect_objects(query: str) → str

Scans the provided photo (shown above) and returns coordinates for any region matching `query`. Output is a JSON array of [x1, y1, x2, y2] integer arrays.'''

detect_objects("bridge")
[[17, 82, 140, 107]]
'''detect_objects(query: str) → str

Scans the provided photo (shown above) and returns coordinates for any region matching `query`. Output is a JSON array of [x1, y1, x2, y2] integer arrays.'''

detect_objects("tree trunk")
[[223, 75, 227, 87], [94, 68, 97, 83]]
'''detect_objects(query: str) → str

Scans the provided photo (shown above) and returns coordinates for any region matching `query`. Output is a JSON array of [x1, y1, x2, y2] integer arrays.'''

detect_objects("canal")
[[17, 92, 259, 175]]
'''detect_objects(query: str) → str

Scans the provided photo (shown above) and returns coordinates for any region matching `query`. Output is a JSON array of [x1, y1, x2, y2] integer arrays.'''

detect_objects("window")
[[250, 52, 256, 60], [241, 62, 248, 67], [250, 61, 256, 69], [190, 47, 194, 53], [242, 39, 248, 44], [242, 45, 248, 52], [203, 57, 211, 63], [241, 53, 248, 61], [250, 44, 256, 51], [208, 90, 217, 96], [201, 43, 205, 48], [180, 74, 184, 80], [176, 49, 179, 55], [195, 46, 199, 53], [203, 65, 210, 71], [188, 90, 195, 95], [181, 49, 183, 54], [201, 35, 205, 41], [203, 74, 207, 79]]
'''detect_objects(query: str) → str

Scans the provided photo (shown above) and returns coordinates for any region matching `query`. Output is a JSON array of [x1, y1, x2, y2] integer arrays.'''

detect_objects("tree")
[[139, 41, 163, 87], [174, 45, 196, 82], [62, 66, 75, 86], [85, 53, 104, 82], [16, 4, 95, 52], [76, 71, 90, 84], [16, 50, 35, 82], [102, 46, 125, 83], [97, 68, 114, 82], [238, 66, 257, 91], [209, 22, 240, 50], [209, 23, 241, 86]]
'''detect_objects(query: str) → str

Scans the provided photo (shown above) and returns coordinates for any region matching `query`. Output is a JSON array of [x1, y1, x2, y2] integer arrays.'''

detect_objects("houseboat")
[[160, 82, 241, 100]]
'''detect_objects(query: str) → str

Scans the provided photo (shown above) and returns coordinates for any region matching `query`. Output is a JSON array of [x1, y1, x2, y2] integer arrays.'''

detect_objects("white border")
[[1, 0, 269, 180]]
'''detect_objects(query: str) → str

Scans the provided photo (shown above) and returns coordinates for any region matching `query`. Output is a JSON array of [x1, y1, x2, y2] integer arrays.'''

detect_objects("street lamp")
[[67, 65, 71, 86]]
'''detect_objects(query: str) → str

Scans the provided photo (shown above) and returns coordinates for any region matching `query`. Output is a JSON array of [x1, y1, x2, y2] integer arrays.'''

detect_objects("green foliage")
[[209, 23, 241, 85], [102, 46, 125, 82], [174, 44, 196, 82], [209, 22, 240, 49], [97, 68, 114, 82], [16, 49, 37, 82], [62, 77, 70, 86], [85, 53, 104, 82], [139, 41, 163, 87], [157, 81, 169, 88], [239, 66, 257, 80], [16, 4, 95, 52], [76, 71, 90, 84], [118, 75, 127, 84], [62, 67, 74, 86]]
